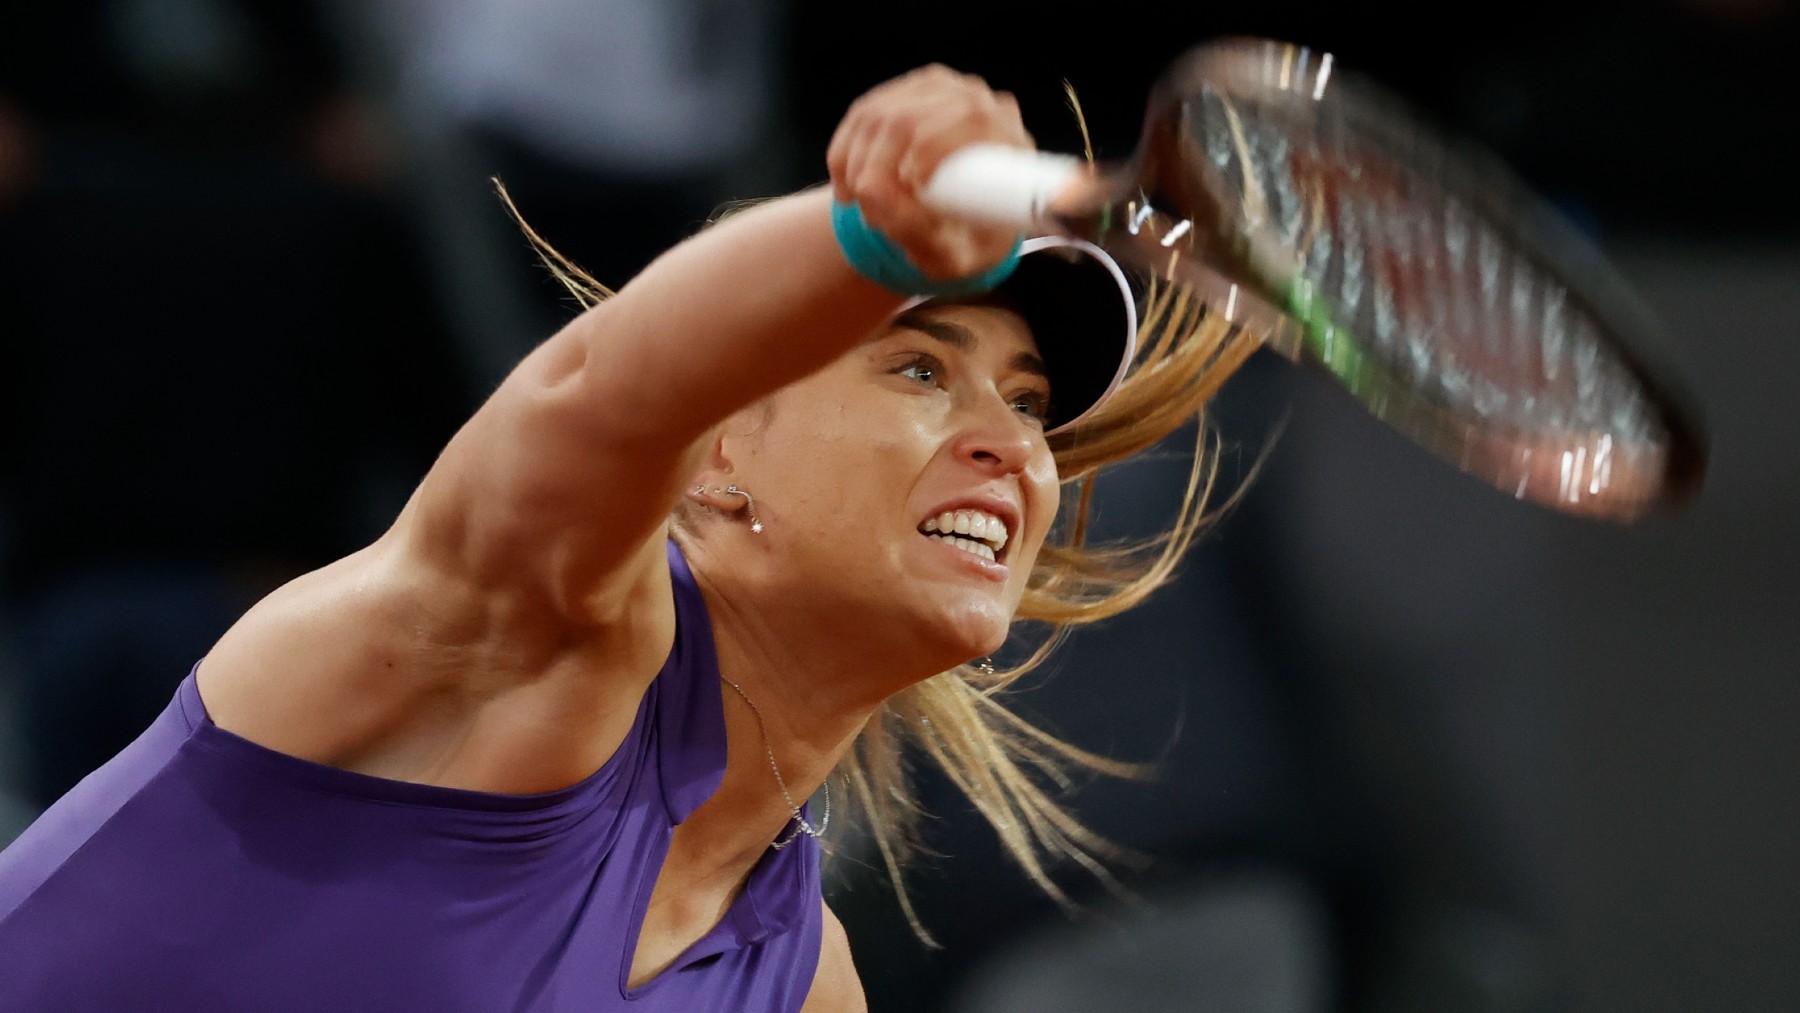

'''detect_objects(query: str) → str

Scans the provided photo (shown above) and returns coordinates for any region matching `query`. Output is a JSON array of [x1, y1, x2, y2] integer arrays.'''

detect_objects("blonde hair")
[[494, 111, 1265, 943]]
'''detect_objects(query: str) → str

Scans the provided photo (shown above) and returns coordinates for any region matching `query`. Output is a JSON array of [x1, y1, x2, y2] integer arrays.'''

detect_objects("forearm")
[[549, 185, 905, 453]]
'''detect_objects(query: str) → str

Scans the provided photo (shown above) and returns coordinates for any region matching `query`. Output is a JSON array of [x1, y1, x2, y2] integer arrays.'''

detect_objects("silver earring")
[[975, 658, 996, 675], [723, 484, 763, 534]]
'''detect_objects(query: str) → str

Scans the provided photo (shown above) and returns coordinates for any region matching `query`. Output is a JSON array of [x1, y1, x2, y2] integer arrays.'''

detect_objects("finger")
[[849, 94, 936, 228], [826, 93, 878, 204], [828, 73, 911, 202], [898, 85, 1033, 194]]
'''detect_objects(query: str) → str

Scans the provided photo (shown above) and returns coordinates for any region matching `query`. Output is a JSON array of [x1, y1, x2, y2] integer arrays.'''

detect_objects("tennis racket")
[[924, 35, 1707, 523]]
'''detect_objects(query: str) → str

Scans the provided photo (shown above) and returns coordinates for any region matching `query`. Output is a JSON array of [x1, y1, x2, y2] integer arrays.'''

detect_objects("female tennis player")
[[0, 63, 1251, 1011]]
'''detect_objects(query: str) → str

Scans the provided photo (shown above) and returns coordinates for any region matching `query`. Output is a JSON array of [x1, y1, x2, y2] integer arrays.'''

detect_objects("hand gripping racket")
[[925, 36, 1707, 523]]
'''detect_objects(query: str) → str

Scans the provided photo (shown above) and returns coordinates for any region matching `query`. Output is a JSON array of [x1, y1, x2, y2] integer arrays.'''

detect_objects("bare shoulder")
[[196, 529, 675, 792], [801, 900, 867, 1013]]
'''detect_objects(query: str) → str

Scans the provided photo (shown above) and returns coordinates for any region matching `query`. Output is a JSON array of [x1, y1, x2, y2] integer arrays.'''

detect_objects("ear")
[[686, 395, 776, 512], [685, 427, 745, 514]]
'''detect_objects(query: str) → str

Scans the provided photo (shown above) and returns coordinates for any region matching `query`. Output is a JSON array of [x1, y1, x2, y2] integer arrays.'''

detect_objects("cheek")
[[740, 394, 928, 517], [1013, 454, 1061, 562], [1033, 454, 1060, 499]]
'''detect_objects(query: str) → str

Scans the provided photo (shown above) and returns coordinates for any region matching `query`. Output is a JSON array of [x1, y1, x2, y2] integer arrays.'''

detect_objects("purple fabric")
[[0, 540, 822, 1011]]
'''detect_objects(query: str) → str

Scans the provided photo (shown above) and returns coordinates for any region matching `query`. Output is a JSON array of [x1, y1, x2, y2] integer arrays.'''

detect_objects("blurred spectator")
[[322, 0, 795, 374], [0, 0, 469, 811]]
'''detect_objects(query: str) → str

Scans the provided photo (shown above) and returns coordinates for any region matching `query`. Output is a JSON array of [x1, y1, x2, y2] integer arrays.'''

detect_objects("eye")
[[1010, 389, 1051, 424], [896, 354, 943, 387]]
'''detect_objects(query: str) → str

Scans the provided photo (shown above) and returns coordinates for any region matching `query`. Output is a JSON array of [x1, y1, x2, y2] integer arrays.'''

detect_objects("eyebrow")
[[892, 311, 1049, 381]]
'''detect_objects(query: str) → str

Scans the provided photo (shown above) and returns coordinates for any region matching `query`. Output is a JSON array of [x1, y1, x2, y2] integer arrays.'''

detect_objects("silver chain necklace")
[[719, 676, 830, 850]]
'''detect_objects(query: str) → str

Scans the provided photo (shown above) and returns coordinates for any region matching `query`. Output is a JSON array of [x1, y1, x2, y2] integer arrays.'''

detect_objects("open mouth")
[[918, 509, 1011, 564]]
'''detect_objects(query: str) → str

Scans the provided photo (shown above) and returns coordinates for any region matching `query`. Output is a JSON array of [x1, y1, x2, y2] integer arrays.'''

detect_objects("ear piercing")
[[722, 484, 763, 534]]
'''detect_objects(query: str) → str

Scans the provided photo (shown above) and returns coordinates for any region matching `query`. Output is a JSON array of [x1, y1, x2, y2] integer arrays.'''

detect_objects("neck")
[[676, 537, 952, 875]]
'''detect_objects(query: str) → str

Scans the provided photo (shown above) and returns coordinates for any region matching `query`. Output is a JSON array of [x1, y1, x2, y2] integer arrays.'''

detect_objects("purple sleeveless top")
[[0, 540, 823, 1012]]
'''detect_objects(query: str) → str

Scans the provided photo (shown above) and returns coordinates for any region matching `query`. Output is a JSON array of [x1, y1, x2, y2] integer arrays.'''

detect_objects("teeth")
[[920, 509, 1010, 553], [924, 533, 996, 561]]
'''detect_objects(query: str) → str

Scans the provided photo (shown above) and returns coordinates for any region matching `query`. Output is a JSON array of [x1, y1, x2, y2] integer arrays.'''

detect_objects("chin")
[[921, 599, 1014, 669]]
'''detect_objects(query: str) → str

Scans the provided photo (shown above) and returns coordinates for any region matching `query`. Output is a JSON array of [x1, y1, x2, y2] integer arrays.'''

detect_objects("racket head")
[[1116, 36, 1706, 522]]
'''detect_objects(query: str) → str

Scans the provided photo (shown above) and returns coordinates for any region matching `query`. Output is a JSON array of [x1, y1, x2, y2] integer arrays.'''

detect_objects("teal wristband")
[[830, 200, 1022, 298]]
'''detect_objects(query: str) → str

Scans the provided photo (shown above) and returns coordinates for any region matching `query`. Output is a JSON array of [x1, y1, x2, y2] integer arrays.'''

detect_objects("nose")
[[952, 394, 1038, 475]]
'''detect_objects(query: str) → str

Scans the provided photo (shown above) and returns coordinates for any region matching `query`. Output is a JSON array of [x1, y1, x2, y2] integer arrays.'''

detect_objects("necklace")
[[719, 676, 830, 850]]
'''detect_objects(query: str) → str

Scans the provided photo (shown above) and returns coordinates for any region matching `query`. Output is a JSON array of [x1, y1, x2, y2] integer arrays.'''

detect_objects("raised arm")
[[398, 66, 1032, 621]]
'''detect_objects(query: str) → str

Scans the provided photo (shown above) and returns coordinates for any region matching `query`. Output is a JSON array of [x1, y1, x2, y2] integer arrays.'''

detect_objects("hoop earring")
[[723, 484, 764, 534]]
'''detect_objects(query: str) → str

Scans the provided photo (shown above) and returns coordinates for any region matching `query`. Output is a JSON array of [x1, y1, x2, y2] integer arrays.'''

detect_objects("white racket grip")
[[922, 144, 1085, 229]]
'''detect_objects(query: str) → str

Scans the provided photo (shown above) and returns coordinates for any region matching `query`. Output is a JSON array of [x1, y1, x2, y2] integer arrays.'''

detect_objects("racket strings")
[[1224, 92, 1660, 442], [1189, 80, 1675, 515]]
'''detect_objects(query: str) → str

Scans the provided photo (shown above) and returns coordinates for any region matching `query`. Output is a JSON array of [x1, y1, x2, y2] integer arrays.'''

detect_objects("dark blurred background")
[[1, 2, 1794, 1012]]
